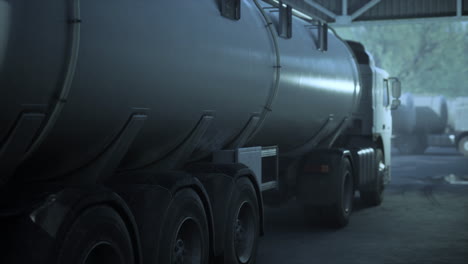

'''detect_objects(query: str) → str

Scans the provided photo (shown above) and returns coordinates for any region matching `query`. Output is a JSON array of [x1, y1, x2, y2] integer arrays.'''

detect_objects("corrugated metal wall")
[[355, 0, 456, 21], [280, 0, 467, 23]]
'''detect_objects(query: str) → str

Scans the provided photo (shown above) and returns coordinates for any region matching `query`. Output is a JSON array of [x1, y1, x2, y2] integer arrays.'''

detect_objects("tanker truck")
[[393, 94, 468, 156], [0, 1, 401, 263]]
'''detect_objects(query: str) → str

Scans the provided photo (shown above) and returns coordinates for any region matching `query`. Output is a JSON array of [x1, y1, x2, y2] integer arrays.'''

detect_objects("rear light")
[[303, 164, 329, 174]]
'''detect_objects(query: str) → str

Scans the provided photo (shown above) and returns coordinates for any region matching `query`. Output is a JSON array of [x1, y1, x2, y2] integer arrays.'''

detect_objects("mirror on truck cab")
[[388, 77, 401, 110]]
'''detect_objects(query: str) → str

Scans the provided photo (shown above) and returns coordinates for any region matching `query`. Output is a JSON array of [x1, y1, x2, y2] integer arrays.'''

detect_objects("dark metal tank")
[[0, 0, 360, 183]]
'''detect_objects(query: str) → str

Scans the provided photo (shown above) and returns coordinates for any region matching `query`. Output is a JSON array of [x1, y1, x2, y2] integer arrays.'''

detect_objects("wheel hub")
[[343, 172, 353, 215], [378, 161, 386, 191], [234, 219, 244, 245], [173, 239, 185, 264], [233, 202, 256, 263], [171, 218, 203, 264]]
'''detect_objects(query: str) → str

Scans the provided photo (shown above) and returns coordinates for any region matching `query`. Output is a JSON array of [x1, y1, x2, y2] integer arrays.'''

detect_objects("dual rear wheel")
[[56, 178, 260, 264], [159, 178, 259, 264]]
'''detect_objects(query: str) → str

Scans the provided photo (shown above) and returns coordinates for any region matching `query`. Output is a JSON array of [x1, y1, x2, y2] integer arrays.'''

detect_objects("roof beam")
[[342, 0, 348, 16], [350, 0, 381, 21], [457, 0, 462, 17], [265, 0, 468, 26], [332, 15, 468, 27], [304, 0, 337, 19]]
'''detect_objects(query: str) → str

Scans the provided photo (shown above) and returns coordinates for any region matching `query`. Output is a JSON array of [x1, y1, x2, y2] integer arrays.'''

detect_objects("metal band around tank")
[[22, 0, 81, 160], [247, 0, 282, 142]]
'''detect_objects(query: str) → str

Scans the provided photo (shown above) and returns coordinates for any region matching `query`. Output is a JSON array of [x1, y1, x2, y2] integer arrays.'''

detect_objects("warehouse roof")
[[265, 0, 468, 26]]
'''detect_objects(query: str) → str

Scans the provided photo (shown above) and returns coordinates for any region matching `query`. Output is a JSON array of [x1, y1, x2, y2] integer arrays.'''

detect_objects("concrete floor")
[[257, 147, 468, 264]]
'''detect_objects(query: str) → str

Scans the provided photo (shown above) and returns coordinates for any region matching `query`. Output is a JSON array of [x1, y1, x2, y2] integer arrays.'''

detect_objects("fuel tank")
[[0, 0, 360, 182]]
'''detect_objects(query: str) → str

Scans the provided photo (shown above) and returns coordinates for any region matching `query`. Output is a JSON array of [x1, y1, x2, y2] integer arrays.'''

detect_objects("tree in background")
[[336, 22, 468, 98]]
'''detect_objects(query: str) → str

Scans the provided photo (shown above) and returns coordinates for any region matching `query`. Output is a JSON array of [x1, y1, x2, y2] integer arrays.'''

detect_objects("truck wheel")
[[56, 205, 134, 264], [360, 149, 385, 206], [326, 158, 353, 228], [458, 136, 468, 156], [159, 189, 209, 264], [224, 177, 259, 264]]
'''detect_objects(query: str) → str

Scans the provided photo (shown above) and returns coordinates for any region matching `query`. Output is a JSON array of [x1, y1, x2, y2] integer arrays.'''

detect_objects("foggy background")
[[336, 21, 468, 98]]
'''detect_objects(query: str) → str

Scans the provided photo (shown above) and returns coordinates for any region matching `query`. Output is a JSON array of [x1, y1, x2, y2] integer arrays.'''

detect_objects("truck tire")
[[56, 205, 134, 264], [159, 188, 209, 264], [458, 136, 468, 156], [224, 177, 259, 264], [360, 149, 385, 206], [326, 158, 354, 228]]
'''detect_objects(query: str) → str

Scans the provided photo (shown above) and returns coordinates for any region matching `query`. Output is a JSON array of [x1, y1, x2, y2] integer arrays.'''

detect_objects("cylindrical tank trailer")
[[1, 0, 359, 184], [0, 1, 399, 264]]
